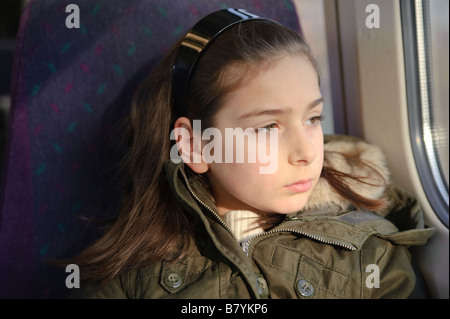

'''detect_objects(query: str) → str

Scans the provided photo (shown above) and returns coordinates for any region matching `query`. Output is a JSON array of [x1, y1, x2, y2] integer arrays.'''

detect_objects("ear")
[[173, 117, 209, 174]]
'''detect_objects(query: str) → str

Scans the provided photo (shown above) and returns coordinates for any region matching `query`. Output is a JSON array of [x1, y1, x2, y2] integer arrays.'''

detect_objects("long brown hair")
[[70, 20, 387, 285]]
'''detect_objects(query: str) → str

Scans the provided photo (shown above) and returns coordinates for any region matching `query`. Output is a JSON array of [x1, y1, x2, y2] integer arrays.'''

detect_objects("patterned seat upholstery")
[[0, 0, 301, 298]]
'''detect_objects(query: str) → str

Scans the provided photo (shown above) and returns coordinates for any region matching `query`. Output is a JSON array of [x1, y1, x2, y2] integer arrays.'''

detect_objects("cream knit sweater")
[[223, 210, 264, 244]]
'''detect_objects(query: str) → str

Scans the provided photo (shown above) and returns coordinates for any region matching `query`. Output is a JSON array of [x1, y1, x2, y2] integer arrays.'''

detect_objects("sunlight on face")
[[205, 55, 324, 216]]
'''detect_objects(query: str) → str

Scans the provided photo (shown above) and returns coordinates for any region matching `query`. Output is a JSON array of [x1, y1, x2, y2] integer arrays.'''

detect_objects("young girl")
[[70, 9, 435, 299]]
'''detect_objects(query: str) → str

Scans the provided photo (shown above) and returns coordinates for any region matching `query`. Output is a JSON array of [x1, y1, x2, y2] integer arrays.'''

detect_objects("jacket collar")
[[163, 159, 218, 219]]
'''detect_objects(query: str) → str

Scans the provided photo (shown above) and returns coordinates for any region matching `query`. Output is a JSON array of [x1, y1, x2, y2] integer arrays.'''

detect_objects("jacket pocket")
[[295, 255, 349, 299], [271, 244, 350, 299]]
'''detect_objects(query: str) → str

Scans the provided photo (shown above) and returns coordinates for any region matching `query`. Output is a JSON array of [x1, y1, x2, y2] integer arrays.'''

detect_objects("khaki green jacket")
[[73, 136, 435, 299]]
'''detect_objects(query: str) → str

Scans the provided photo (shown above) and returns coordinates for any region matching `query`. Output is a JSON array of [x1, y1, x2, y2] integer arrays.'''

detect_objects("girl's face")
[[206, 55, 324, 216]]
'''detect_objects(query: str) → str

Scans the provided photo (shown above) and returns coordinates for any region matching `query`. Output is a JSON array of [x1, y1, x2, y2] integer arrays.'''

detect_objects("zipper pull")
[[241, 241, 250, 256]]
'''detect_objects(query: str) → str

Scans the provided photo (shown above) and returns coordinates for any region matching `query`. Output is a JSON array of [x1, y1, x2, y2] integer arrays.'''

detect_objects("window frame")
[[400, 0, 449, 228]]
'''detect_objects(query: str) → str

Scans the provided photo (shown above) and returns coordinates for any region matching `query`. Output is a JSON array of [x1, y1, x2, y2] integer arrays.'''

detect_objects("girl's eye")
[[255, 123, 279, 133], [305, 115, 325, 126]]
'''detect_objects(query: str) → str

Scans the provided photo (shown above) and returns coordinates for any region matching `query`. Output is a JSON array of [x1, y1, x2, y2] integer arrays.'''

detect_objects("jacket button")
[[256, 274, 269, 297], [164, 272, 183, 289], [297, 279, 314, 297]]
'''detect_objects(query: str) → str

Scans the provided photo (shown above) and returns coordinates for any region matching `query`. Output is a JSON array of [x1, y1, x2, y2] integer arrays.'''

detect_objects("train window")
[[401, 0, 449, 227]]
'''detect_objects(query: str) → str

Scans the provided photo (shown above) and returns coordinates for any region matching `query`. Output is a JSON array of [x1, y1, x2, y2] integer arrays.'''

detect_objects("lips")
[[284, 179, 313, 193]]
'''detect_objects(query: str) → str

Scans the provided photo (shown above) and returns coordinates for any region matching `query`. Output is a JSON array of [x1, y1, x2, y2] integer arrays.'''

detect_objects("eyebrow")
[[237, 97, 324, 120]]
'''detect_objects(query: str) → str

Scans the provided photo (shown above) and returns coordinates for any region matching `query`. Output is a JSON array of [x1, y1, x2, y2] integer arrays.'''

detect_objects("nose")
[[287, 127, 318, 165]]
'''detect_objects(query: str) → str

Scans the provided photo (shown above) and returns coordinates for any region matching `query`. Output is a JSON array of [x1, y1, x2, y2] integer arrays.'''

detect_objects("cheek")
[[209, 161, 277, 195]]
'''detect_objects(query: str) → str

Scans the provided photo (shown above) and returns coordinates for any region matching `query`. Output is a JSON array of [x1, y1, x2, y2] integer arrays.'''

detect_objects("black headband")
[[171, 8, 263, 117]]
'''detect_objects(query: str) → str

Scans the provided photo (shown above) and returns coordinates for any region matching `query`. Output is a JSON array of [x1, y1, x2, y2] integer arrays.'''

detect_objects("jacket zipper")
[[244, 222, 357, 255], [178, 168, 238, 241]]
